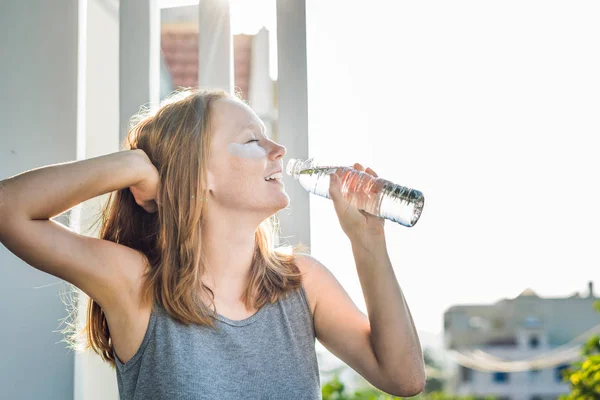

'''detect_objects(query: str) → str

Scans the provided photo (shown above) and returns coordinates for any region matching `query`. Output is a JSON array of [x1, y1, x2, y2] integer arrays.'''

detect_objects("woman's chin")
[[271, 194, 290, 211]]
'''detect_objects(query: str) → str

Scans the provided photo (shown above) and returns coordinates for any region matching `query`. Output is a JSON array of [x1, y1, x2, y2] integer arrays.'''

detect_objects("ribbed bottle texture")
[[286, 158, 424, 227]]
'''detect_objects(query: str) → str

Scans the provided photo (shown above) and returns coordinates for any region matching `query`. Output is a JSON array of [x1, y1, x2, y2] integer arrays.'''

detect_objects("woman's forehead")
[[212, 99, 265, 139]]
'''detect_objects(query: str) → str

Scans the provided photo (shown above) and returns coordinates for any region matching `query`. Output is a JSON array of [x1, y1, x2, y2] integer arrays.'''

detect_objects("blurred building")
[[443, 282, 600, 400]]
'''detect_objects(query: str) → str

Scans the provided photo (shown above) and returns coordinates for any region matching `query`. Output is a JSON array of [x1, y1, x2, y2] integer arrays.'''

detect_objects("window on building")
[[460, 366, 473, 382], [555, 364, 570, 382], [493, 371, 510, 383], [529, 368, 541, 382], [529, 335, 540, 348], [492, 318, 505, 329], [485, 337, 517, 347], [468, 316, 490, 330]]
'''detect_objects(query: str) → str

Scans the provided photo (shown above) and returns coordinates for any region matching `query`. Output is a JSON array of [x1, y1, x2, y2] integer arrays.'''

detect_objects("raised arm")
[[0, 149, 149, 220], [0, 149, 155, 310]]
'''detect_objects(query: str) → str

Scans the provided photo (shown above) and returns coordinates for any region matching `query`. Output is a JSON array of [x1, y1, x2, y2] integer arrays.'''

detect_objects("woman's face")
[[205, 98, 289, 214]]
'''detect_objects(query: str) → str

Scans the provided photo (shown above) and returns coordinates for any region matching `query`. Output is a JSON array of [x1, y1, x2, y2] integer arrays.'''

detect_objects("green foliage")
[[559, 300, 600, 399], [322, 375, 349, 400], [321, 374, 497, 400], [321, 374, 405, 400]]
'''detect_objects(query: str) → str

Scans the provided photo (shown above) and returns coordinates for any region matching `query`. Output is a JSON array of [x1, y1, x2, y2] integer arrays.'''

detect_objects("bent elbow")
[[392, 382, 425, 397], [385, 372, 426, 397]]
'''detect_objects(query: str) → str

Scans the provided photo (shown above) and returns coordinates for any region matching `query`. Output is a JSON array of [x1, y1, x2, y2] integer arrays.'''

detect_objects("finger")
[[366, 167, 378, 177], [328, 173, 352, 218], [353, 163, 364, 171], [329, 173, 350, 217], [328, 171, 342, 202]]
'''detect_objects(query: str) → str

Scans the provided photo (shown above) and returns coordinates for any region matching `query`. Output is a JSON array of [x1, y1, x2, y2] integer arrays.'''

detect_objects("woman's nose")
[[270, 142, 286, 160]]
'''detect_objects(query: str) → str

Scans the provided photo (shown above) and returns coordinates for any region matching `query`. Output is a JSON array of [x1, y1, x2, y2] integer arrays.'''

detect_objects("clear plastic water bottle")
[[286, 158, 424, 227]]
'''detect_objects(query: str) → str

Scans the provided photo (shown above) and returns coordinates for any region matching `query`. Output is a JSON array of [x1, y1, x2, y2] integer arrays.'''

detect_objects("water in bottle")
[[286, 158, 424, 227]]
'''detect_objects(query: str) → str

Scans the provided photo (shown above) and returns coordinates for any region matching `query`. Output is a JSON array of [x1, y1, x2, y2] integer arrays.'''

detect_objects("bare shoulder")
[[293, 253, 332, 317]]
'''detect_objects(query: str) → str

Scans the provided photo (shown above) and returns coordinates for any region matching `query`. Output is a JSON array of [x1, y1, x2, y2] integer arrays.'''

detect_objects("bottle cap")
[[286, 158, 298, 177]]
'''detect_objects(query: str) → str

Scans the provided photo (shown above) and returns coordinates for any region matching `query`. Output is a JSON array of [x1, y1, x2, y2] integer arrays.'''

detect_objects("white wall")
[[0, 2, 79, 399]]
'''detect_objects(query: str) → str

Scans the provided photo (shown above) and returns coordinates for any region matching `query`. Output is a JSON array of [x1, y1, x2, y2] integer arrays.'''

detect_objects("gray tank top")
[[113, 285, 321, 399]]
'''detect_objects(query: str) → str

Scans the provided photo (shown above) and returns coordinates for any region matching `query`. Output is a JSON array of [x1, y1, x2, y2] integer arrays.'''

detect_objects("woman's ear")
[[205, 169, 215, 192]]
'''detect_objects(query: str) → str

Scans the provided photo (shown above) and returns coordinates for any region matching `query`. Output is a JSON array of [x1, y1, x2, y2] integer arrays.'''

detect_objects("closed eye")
[[246, 139, 259, 144]]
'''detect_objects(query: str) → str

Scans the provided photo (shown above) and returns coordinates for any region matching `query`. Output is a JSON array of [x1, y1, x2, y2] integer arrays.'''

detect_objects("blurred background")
[[1, 1, 599, 399]]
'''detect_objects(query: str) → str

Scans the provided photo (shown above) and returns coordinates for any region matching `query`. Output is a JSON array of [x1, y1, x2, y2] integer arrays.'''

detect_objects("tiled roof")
[[161, 24, 252, 99]]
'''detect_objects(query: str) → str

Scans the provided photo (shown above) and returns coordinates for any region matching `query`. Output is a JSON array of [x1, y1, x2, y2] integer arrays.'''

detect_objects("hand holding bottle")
[[329, 162, 386, 242]]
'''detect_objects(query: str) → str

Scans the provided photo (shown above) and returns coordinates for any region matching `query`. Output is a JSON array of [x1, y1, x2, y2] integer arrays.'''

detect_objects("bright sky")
[[302, 0, 600, 336], [218, 0, 600, 337]]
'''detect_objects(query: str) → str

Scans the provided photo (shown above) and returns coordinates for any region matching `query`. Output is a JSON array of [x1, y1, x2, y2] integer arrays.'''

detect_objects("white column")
[[275, 0, 311, 251], [249, 27, 280, 245], [119, 0, 160, 144], [249, 28, 273, 116], [198, 0, 233, 92], [249, 28, 277, 140], [74, 1, 121, 399]]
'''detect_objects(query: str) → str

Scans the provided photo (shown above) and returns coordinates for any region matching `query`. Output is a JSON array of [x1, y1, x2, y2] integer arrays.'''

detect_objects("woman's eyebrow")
[[240, 122, 269, 137]]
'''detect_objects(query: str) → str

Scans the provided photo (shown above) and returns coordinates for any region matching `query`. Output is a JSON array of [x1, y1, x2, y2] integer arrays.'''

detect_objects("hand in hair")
[[129, 149, 161, 213]]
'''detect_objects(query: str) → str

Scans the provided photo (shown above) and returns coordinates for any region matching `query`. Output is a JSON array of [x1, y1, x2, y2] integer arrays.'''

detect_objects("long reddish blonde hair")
[[63, 89, 308, 368]]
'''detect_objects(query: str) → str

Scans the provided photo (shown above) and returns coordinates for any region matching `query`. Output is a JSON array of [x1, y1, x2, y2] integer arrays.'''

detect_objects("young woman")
[[0, 89, 425, 399]]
